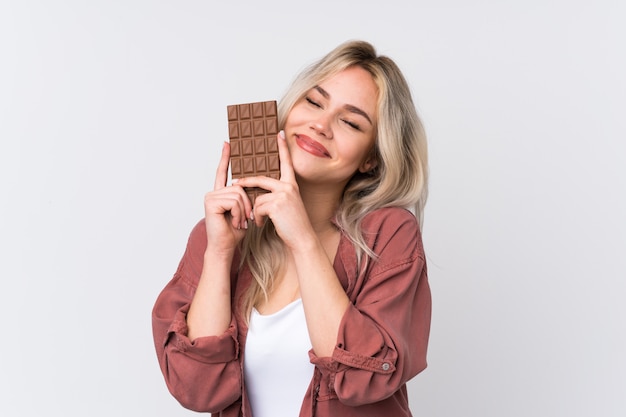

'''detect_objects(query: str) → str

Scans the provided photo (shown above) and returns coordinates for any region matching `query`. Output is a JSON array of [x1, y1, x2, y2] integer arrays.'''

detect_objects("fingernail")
[[244, 220, 248, 229], [232, 178, 239, 184], [278, 130, 285, 140], [249, 211, 255, 221]]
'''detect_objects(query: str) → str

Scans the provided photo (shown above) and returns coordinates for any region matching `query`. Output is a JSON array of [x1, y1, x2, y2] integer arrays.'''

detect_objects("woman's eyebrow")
[[314, 85, 330, 99], [344, 104, 373, 126], [313, 85, 373, 126]]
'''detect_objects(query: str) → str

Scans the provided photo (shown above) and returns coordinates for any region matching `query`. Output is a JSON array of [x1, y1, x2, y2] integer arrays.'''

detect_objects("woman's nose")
[[309, 113, 333, 138]]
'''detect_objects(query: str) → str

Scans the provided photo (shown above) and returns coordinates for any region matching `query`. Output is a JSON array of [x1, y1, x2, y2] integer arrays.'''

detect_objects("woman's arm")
[[235, 132, 351, 357], [311, 208, 431, 406], [187, 141, 251, 339]]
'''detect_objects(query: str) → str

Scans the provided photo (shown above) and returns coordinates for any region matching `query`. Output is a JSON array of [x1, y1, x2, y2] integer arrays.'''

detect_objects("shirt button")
[[382, 363, 390, 371]]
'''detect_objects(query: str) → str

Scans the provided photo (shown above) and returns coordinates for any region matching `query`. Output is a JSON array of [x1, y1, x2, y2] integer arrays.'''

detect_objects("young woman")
[[152, 40, 431, 417]]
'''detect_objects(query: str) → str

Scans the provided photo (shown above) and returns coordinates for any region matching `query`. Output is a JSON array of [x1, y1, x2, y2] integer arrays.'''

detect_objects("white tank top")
[[244, 299, 314, 417]]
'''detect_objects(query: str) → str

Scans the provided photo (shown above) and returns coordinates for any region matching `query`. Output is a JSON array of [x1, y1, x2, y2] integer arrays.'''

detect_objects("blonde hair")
[[239, 40, 429, 320]]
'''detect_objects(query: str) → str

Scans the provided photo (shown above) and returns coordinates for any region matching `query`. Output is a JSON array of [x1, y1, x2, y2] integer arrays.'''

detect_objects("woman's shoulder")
[[361, 206, 419, 233], [360, 207, 423, 258]]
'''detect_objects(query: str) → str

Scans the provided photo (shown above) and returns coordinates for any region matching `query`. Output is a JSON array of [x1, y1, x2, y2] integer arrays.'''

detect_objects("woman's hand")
[[234, 131, 314, 250], [203, 142, 252, 254]]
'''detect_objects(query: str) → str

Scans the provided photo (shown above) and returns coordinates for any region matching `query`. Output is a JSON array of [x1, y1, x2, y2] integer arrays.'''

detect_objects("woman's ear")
[[358, 154, 378, 173]]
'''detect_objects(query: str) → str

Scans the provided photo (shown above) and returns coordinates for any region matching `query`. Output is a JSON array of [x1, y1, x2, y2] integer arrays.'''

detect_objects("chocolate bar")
[[228, 100, 280, 203]]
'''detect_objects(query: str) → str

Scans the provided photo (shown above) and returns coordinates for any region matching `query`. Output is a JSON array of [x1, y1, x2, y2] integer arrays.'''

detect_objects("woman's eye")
[[342, 119, 361, 131], [305, 97, 321, 108]]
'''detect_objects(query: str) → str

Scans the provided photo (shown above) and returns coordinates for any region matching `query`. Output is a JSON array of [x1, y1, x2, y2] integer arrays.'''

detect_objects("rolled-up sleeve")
[[151, 220, 243, 413], [310, 208, 431, 406]]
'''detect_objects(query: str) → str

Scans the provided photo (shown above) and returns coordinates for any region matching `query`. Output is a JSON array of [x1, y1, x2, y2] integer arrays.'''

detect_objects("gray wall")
[[1, 1, 624, 416]]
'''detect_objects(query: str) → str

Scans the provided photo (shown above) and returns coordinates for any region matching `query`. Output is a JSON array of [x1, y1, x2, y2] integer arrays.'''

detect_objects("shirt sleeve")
[[151, 219, 243, 413], [309, 208, 431, 406]]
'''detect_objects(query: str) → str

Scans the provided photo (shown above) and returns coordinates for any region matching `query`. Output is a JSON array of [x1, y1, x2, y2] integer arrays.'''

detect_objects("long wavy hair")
[[239, 40, 429, 320]]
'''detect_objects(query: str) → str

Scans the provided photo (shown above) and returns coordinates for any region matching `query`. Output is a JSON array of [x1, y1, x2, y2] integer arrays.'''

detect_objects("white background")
[[1, 1, 624, 416]]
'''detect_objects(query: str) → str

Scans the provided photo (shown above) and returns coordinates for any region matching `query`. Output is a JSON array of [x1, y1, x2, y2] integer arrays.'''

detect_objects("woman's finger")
[[205, 189, 249, 230], [276, 130, 296, 184], [213, 141, 231, 190]]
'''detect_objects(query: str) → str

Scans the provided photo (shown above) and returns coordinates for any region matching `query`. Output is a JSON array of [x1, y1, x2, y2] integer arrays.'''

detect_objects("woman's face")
[[283, 66, 378, 187]]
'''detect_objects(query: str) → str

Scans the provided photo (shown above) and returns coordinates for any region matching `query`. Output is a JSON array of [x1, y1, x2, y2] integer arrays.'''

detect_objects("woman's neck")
[[298, 183, 343, 234]]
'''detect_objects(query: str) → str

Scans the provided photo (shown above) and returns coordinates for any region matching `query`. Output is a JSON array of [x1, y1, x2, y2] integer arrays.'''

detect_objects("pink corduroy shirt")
[[152, 206, 431, 417]]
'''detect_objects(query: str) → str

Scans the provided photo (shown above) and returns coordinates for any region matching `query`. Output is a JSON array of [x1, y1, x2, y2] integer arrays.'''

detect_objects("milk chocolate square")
[[228, 100, 279, 203]]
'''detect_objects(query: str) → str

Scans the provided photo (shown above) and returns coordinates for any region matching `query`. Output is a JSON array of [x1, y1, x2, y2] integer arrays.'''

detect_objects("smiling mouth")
[[295, 134, 331, 158]]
